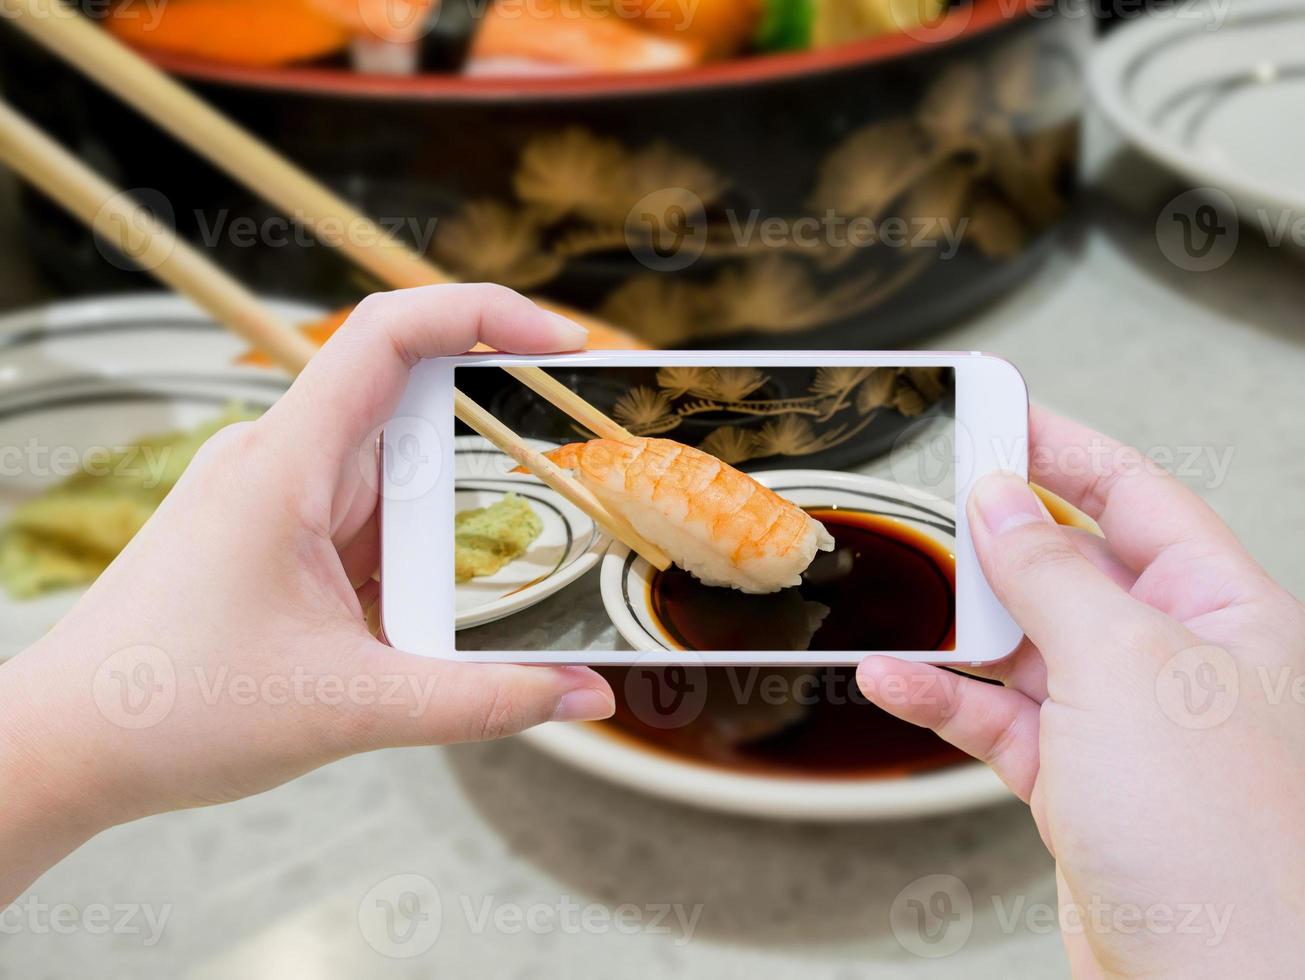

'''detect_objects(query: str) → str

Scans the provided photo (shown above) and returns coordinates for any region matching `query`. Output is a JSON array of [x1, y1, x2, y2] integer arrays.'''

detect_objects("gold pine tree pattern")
[[431, 38, 1074, 346], [599, 367, 949, 464]]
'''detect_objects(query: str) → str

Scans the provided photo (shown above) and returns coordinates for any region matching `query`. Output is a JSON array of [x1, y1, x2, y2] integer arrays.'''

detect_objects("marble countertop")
[[1, 113, 1303, 979]]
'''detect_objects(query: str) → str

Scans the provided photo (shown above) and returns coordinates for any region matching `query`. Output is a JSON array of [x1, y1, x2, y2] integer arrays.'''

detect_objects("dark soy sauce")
[[651, 508, 955, 653], [596, 510, 964, 778]]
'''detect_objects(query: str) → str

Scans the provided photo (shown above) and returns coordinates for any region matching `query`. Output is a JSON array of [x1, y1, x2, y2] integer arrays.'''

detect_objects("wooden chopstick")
[[0, 97, 671, 565], [1, 0, 620, 340], [501, 366, 635, 442], [5, 0, 445, 293], [455, 391, 671, 570], [0, 99, 317, 374]]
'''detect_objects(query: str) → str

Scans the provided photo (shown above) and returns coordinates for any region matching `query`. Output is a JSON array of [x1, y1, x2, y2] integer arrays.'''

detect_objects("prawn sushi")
[[530, 437, 834, 594]]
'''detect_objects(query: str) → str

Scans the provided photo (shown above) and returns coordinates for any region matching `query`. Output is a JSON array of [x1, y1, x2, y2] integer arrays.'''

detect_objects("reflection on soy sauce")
[[599, 666, 967, 778], [596, 510, 963, 778], [650, 509, 955, 652]]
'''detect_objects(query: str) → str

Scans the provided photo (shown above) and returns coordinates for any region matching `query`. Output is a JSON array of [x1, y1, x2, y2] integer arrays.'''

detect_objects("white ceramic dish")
[[452, 435, 606, 630], [1090, 0, 1305, 235], [519, 471, 1009, 821], [0, 294, 304, 660]]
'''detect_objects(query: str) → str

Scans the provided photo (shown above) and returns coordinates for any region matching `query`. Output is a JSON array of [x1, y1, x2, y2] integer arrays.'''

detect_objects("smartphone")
[[380, 351, 1027, 666]]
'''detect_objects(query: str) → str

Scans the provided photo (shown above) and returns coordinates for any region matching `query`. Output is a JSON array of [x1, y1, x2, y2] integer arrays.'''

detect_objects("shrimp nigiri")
[[528, 437, 834, 594]]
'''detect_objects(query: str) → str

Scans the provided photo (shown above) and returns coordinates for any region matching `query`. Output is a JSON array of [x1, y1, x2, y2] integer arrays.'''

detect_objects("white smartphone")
[[380, 351, 1027, 666]]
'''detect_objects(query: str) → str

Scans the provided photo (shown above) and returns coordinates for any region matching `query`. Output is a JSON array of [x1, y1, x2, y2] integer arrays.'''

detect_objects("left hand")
[[0, 285, 615, 902]]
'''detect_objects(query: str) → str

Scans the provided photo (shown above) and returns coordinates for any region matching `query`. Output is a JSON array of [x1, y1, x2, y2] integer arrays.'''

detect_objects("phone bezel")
[[380, 351, 1027, 666]]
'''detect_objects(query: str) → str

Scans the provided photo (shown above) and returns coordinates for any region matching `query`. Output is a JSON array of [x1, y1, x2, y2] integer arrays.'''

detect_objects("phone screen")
[[450, 363, 956, 655]]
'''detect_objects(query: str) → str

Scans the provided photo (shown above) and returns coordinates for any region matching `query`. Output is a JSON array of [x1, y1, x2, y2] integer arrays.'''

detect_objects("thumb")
[[333, 644, 615, 751], [968, 473, 1184, 693]]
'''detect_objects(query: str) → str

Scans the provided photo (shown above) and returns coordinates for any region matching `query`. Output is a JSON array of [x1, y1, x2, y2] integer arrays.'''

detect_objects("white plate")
[[452, 436, 606, 630], [0, 294, 308, 660], [1090, 0, 1305, 234], [520, 471, 1009, 821]]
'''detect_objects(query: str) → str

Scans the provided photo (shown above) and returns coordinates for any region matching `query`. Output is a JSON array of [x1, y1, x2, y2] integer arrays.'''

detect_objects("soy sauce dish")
[[519, 473, 1008, 821]]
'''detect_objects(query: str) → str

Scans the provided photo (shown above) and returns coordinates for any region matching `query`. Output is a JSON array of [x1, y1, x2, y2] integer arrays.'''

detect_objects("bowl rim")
[[517, 720, 1010, 821], [140, 0, 1053, 102]]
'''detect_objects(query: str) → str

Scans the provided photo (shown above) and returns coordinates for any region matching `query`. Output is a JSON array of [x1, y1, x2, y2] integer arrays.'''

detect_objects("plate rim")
[[452, 434, 609, 630], [517, 720, 1008, 822], [1089, 0, 1305, 218]]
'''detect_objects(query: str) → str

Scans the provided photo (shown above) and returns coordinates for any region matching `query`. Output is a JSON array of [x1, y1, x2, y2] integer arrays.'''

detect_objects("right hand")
[[858, 408, 1305, 978]]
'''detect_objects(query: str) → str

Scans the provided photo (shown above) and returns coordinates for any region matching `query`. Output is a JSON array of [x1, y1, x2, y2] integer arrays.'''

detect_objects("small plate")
[[1091, 0, 1305, 233], [601, 470, 956, 652], [452, 435, 606, 630], [0, 294, 307, 659]]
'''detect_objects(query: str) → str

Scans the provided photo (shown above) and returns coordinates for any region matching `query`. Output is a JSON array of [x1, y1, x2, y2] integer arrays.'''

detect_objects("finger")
[[329, 645, 615, 752], [338, 510, 380, 588], [963, 636, 1048, 703], [1028, 407, 1248, 574], [857, 657, 1040, 802], [969, 472, 1187, 695], [959, 528, 1136, 703], [264, 284, 587, 469]]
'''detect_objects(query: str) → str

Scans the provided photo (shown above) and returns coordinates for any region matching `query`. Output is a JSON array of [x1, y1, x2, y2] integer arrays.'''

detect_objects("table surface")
[[1, 113, 1303, 979]]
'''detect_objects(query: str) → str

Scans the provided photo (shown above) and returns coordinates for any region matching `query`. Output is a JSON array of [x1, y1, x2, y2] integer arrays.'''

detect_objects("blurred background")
[[1, 0, 1303, 976]]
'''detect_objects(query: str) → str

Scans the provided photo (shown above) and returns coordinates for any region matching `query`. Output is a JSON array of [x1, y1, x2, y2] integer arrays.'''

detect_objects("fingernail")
[[552, 687, 614, 722], [547, 313, 589, 350], [971, 473, 1048, 535]]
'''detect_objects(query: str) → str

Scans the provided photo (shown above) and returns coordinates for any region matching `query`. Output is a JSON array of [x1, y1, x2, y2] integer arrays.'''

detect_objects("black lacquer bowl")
[[0, 0, 1090, 348]]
